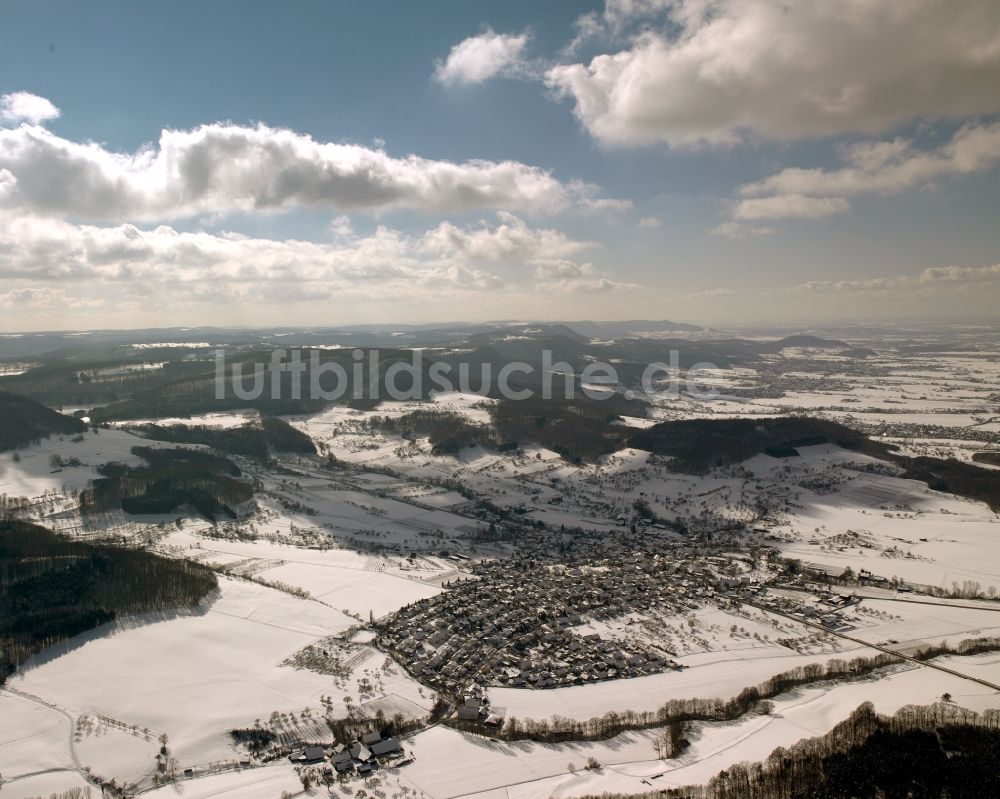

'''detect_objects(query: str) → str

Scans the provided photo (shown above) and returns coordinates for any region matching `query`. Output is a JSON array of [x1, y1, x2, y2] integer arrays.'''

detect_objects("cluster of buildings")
[[455, 685, 505, 724], [289, 732, 404, 777], [744, 582, 858, 633], [495, 511, 750, 564], [376, 552, 750, 694]]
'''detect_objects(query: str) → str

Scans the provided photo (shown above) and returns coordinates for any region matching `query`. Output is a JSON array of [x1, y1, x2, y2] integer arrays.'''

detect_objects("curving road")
[[0, 684, 100, 792]]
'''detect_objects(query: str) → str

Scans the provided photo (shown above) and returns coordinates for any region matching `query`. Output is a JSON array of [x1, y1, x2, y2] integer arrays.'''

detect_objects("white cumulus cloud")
[[0, 117, 615, 221], [434, 29, 532, 85], [722, 122, 1000, 224], [420, 211, 592, 262], [0, 92, 61, 125], [547, 0, 1000, 147], [741, 123, 1000, 199]]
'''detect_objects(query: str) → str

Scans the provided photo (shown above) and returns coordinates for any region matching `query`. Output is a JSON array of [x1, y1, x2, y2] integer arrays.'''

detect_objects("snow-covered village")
[[3, 2, 1000, 796]]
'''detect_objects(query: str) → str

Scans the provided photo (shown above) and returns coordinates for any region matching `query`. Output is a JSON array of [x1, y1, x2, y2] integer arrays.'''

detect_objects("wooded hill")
[[627, 417, 891, 473], [0, 520, 217, 681], [86, 347, 434, 423], [585, 701, 1000, 799], [129, 416, 316, 460], [368, 410, 493, 456], [898, 456, 1000, 513], [493, 393, 646, 463], [369, 392, 647, 463], [0, 390, 86, 451], [81, 446, 254, 521], [628, 416, 1000, 511]]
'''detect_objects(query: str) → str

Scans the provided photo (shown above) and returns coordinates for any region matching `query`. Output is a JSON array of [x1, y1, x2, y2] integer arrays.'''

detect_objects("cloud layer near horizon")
[[0, 206, 638, 318], [787, 262, 1000, 301]]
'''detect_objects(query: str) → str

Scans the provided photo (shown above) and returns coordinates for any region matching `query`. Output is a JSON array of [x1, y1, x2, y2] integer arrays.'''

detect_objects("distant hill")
[[566, 319, 704, 339], [0, 390, 86, 451], [759, 334, 849, 352]]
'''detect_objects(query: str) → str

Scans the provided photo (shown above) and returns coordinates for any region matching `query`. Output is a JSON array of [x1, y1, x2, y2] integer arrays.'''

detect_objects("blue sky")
[[1, 0, 999, 330]]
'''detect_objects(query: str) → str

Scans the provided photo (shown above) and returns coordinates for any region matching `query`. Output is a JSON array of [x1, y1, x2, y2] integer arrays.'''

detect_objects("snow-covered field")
[[109, 411, 261, 429], [0, 427, 176, 497], [753, 447, 1000, 594], [140, 763, 303, 799], [481, 664, 998, 799], [489, 644, 878, 723], [0, 771, 93, 799], [9, 578, 409, 769], [0, 690, 77, 781], [349, 659, 997, 799]]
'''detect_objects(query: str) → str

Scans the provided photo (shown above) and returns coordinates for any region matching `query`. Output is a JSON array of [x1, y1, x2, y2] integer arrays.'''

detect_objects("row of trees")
[[491, 653, 901, 744]]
